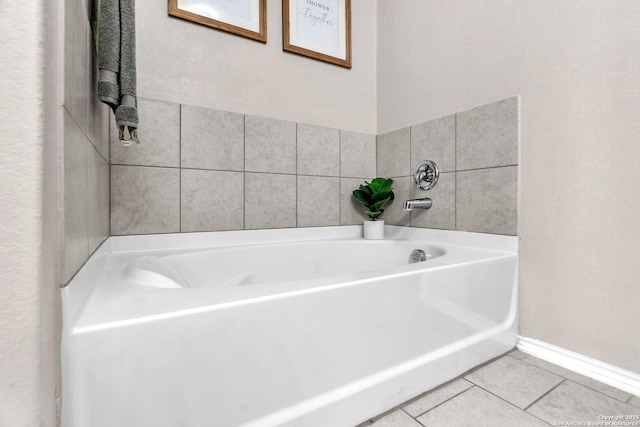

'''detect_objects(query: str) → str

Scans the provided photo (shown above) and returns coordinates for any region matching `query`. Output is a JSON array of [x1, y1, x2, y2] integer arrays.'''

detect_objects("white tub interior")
[[127, 240, 446, 289], [61, 225, 518, 427]]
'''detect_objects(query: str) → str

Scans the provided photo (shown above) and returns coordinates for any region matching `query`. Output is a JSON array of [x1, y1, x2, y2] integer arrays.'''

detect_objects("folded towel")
[[92, 0, 140, 146]]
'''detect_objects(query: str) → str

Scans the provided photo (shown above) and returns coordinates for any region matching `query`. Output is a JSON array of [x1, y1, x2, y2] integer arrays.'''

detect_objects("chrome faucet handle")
[[414, 160, 439, 190]]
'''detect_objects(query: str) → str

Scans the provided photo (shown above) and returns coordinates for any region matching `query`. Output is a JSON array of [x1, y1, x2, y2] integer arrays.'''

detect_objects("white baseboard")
[[518, 337, 640, 397]]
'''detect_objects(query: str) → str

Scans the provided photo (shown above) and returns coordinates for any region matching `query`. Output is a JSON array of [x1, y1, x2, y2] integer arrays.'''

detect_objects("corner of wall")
[[43, 0, 63, 424], [376, 97, 519, 236], [0, 0, 62, 425], [60, 0, 110, 286]]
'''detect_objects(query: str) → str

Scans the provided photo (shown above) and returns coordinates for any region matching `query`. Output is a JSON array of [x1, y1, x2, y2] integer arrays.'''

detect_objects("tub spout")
[[403, 198, 432, 211]]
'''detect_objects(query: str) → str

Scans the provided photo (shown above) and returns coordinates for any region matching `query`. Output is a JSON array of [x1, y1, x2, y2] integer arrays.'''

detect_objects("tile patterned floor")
[[357, 350, 640, 427]]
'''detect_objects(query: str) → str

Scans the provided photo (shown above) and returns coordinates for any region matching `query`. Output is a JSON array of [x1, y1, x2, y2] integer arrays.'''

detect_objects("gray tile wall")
[[61, 0, 110, 285], [110, 99, 377, 235], [377, 97, 519, 235], [110, 96, 518, 236]]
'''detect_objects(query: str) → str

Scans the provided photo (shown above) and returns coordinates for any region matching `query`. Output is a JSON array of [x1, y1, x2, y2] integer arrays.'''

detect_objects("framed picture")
[[169, 0, 267, 43], [283, 0, 352, 68]]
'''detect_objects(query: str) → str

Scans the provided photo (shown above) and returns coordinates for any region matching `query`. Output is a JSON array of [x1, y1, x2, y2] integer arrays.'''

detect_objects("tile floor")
[[357, 350, 640, 427]]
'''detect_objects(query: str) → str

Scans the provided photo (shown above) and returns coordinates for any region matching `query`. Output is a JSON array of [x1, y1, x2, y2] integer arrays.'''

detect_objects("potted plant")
[[352, 178, 395, 239]]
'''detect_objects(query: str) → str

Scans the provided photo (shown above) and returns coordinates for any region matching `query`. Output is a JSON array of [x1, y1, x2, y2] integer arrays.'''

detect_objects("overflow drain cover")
[[409, 249, 427, 264]]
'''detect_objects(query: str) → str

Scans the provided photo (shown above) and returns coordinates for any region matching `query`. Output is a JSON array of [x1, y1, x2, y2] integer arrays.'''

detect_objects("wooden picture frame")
[[283, 0, 352, 68], [169, 0, 267, 43]]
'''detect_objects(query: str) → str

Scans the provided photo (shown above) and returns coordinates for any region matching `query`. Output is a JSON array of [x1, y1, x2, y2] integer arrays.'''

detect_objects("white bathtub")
[[61, 225, 518, 427]]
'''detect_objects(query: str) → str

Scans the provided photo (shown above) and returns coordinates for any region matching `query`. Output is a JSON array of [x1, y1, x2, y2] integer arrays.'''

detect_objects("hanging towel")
[[92, 0, 140, 145]]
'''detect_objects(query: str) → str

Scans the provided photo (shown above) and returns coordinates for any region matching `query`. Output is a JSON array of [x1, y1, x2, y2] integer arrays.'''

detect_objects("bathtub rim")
[[62, 225, 517, 336], [101, 225, 517, 256], [63, 226, 517, 312]]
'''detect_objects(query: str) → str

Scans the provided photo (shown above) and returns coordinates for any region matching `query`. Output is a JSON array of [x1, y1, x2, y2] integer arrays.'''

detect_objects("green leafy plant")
[[352, 178, 395, 221]]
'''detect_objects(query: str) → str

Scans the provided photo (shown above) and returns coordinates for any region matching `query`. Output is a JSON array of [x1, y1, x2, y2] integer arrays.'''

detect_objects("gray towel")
[[92, 0, 140, 145]]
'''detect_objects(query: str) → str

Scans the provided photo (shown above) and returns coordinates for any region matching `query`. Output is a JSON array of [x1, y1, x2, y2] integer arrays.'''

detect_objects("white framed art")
[[169, 0, 267, 42], [283, 0, 352, 68]]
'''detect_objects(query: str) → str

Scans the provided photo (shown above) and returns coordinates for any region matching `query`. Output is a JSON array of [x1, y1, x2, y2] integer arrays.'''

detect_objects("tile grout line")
[[375, 131, 378, 179], [178, 104, 182, 233], [523, 379, 566, 411], [467, 381, 560, 426], [406, 383, 476, 420], [110, 164, 325, 177], [456, 164, 519, 173], [358, 374, 484, 425], [108, 109, 112, 238], [454, 113, 457, 231], [64, 104, 109, 164], [408, 125, 413, 227], [400, 408, 425, 426], [110, 163, 182, 169], [338, 130, 342, 226], [295, 122, 298, 228], [243, 114, 246, 231]]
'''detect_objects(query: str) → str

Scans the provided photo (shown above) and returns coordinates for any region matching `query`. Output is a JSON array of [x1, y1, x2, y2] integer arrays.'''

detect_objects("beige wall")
[[378, 1, 640, 374], [136, 0, 378, 134], [0, 1, 61, 426]]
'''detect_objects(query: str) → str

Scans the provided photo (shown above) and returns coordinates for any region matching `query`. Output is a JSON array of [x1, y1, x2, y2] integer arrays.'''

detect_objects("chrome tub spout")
[[403, 198, 432, 211]]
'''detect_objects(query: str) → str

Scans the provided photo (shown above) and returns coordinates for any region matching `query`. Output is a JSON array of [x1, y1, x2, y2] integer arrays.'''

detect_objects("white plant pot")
[[363, 220, 384, 240]]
